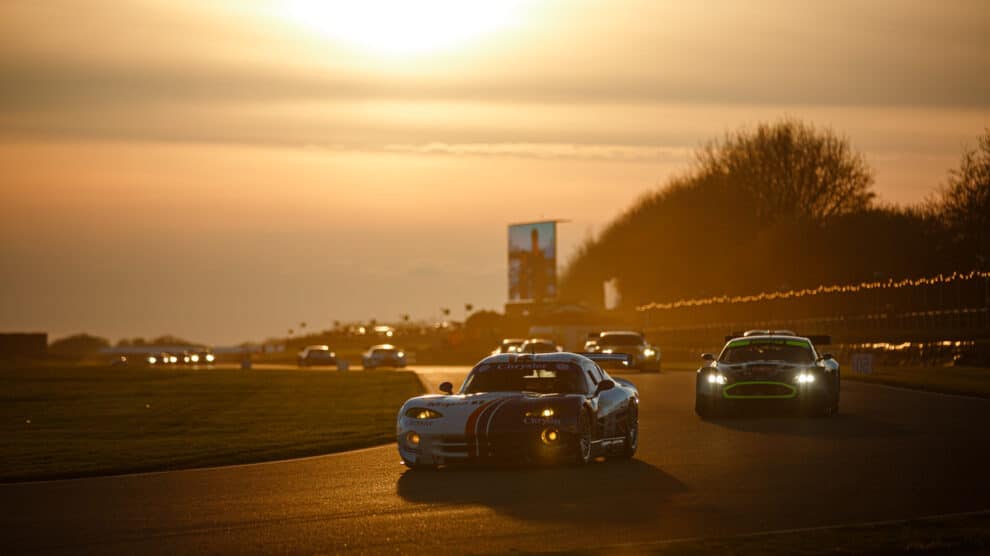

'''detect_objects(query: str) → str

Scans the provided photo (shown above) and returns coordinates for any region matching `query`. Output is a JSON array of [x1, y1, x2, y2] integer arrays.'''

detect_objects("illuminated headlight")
[[707, 373, 727, 385], [525, 408, 555, 418], [147, 356, 157, 364], [540, 427, 560, 445], [169, 356, 178, 364], [190, 355, 200, 363], [602, 349, 614, 354], [796, 373, 816, 384], [643, 348, 656, 357], [396, 351, 405, 358], [405, 431, 420, 446], [205, 354, 215, 363], [405, 407, 443, 420]]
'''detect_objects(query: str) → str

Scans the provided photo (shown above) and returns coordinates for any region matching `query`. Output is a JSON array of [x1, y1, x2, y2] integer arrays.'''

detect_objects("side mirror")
[[701, 353, 715, 362], [439, 381, 454, 395], [595, 379, 615, 395]]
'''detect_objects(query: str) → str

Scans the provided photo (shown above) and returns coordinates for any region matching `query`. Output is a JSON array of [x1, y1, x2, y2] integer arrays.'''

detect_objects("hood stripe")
[[471, 397, 515, 458]]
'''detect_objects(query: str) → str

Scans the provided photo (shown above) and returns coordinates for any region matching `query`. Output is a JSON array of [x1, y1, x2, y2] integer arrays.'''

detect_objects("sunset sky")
[[2, 0, 988, 345]]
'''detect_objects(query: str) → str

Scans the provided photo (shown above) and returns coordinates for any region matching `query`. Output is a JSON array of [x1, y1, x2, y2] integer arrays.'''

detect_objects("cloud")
[[383, 142, 691, 162]]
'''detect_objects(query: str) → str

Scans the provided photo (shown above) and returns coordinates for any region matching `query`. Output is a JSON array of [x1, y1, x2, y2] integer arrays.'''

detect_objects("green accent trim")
[[785, 340, 811, 347], [728, 339, 750, 347], [722, 381, 797, 399]]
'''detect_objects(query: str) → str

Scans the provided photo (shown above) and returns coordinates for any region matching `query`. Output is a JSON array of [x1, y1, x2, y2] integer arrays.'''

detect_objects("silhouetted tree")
[[560, 119, 881, 309], [49, 333, 110, 360], [695, 119, 875, 223], [927, 129, 990, 268]]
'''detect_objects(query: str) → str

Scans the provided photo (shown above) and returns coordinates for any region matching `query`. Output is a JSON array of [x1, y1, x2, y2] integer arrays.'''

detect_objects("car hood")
[[714, 361, 818, 380]]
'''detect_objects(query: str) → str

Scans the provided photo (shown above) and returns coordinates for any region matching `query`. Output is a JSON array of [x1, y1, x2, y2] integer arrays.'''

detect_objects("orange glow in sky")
[[1, 0, 988, 344]]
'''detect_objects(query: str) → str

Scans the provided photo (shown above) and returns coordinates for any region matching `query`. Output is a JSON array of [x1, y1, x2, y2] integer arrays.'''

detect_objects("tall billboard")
[[508, 221, 557, 301]]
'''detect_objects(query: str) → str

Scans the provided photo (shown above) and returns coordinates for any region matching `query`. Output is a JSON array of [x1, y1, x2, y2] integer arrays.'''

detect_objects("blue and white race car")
[[397, 352, 639, 469]]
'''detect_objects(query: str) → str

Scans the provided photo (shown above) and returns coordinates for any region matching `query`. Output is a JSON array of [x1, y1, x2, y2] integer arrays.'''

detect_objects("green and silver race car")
[[695, 330, 839, 418]]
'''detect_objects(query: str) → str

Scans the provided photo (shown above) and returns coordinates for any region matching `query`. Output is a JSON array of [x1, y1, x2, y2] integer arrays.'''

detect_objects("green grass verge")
[[569, 511, 990, 555], [842, 365, 990, 398], [0, 365, 423, 482]]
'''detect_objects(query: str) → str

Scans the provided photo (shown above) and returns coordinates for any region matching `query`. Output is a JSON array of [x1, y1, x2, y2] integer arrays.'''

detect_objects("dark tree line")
[[560, 121, 990, 311]]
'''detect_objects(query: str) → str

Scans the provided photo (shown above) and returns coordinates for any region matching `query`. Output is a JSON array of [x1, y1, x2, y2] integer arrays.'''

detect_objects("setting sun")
[[276, 0, 530, 56]]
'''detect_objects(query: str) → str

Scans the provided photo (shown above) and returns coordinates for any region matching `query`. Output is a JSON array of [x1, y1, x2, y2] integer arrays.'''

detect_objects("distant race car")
[[147, 352, 178, 366], [362, 344, 407, 369], [297, 345, 337, 367], [189, 350, 216, 365], [396, 352, 640, 469], [491, 338, 526, 355], [695, 330, 840, 418], [516, 338, 562, 354], [582, 332, 601, 352], [584, 331, 661, 372]]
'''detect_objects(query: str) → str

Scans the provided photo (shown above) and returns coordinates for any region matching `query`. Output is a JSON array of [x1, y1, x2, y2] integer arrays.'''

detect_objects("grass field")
[[0, 365, 423, 482]]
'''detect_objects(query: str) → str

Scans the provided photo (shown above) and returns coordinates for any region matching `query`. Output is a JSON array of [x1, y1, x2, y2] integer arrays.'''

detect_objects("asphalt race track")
[[2, 366, 989, 554]]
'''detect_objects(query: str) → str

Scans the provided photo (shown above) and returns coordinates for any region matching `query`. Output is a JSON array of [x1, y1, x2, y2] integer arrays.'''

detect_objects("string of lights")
[[635, 270, 990, 312]]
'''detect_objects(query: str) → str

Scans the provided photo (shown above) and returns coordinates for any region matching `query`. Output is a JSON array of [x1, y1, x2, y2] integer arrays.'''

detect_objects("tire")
[[402, 459, 434, 471], [574, 408, 593, 465], [830, 375, 841, 415], [695, 394, 721, 419], [620, 408, 638, 459]]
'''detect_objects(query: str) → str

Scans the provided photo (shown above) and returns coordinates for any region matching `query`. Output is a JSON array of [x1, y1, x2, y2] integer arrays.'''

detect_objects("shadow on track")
[[396, 459, 685, 524], [703, 410, 913, 439]]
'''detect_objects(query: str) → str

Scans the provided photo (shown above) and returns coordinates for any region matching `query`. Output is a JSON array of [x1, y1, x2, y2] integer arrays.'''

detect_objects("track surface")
[[2, 366, 989, 554]]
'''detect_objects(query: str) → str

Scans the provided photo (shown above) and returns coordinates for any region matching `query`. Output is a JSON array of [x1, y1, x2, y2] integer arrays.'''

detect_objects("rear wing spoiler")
[[724, 333, 831, 346], [579, 352, 632, 368]]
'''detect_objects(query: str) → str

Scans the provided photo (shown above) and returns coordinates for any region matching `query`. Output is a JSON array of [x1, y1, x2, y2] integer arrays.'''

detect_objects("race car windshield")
[[598, 334, 645, 346], [719, 340, 815, 364], [462, 364, 586, 394]]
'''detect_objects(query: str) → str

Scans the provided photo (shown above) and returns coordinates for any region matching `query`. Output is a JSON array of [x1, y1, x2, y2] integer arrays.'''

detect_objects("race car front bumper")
[[397, 422, 578, 466]]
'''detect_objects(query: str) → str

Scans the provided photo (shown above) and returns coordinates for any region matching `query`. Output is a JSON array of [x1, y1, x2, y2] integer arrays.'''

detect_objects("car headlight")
[[525, 408, 555, 418], [796, 372, 816, 384], [147, 356, 157, 364], [540, 427, 560, 445], [707, 373, 727, 385], [405, 407, 443, 419], [405, 431, 420, 446], [602, 349, 614, 354], [205, 354, 215, 362], [643, 348, 656, 357], [190, 354, 200, 363], [396, 351, 405, 358]]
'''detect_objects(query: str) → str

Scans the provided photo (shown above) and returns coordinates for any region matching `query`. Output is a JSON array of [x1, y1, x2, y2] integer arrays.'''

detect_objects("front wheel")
[[402, 459, 435, 471], [574, 409, 593, 465], [620, 409, 638, 459], [695, 394, 721, 419]]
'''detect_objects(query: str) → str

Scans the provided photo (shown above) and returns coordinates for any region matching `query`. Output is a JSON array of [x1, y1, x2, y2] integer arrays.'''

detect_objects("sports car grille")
[[724, 382, 796, 398], [436, 436, 469, 454]]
